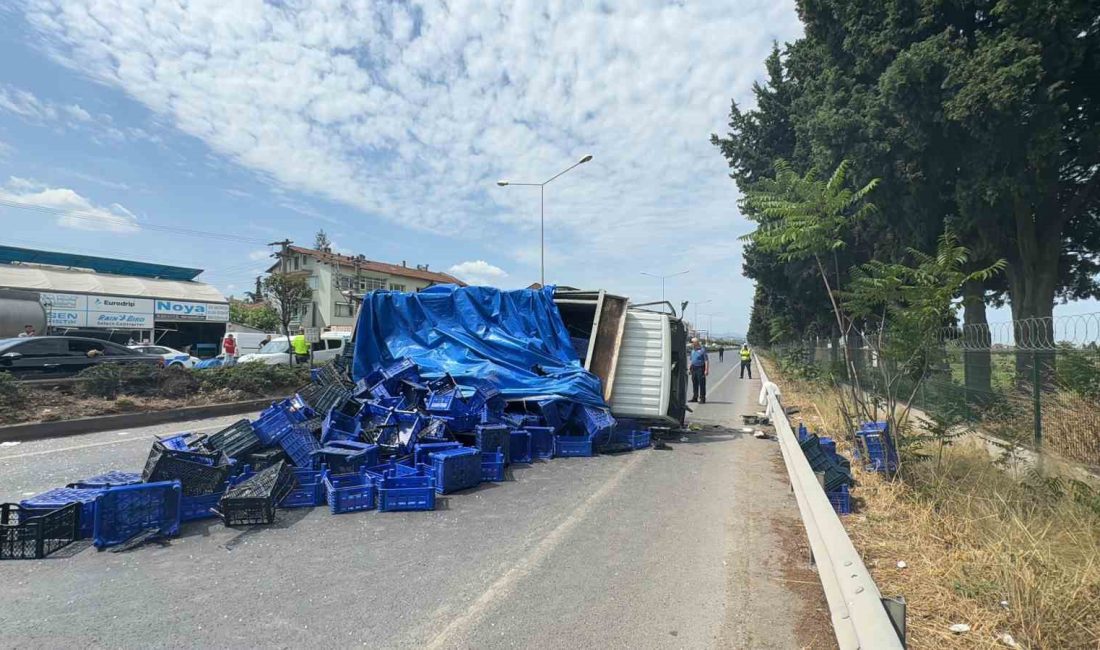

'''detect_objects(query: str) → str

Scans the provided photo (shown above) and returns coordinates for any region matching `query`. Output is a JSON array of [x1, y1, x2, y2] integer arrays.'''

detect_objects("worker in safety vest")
[[291, 328, 310, 365], [739, 343, 753, 379]]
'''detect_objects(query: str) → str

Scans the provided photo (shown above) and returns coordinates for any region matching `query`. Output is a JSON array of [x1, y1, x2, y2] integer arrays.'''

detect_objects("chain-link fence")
[[774, 314, 1100, 468]]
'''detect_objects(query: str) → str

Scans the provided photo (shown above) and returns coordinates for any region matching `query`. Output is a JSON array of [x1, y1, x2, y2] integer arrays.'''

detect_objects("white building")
[[268, 245, 464, 330]]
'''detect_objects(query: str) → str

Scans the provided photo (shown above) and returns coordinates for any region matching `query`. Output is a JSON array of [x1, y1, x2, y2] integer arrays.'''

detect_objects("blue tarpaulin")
[[352, 285, 607, 407]]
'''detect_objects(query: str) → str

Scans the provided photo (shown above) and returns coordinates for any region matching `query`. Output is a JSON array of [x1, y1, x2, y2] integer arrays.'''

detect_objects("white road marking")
[[706, 364, 739, 399], [424, 452, 646, 649]]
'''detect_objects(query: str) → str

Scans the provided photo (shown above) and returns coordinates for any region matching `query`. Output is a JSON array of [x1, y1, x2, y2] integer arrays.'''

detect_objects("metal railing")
[[757, 358, 905, 649]]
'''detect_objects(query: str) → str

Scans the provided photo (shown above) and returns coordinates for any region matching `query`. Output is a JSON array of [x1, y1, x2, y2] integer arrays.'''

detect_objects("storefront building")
[[0, 246, 228, 356]]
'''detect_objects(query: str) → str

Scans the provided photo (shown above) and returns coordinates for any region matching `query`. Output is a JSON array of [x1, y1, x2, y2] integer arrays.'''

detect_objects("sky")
[[1, 1, 1092, 338]]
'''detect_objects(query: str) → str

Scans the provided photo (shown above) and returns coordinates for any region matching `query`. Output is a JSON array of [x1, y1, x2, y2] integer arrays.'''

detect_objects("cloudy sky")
[[0, 0, 807, 336]]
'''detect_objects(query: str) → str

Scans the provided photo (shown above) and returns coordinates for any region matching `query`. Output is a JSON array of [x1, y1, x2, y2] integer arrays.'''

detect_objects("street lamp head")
[[579, 154, 593, 164], [496, 180, 509, 187]]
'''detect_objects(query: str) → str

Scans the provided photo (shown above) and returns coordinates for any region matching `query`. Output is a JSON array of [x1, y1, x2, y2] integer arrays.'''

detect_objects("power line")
[[0, 197, 271, 245]]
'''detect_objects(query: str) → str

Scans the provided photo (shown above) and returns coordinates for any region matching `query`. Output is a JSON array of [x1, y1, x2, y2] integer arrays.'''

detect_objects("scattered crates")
[[243, 447, 288, 471], [218, 461, 297, 527], [509, 430, 532, 463], [413, 441, 461, 465], [377, 469, 436, 512], [324, 471, 376, 514], [1, 503, 80, 560], [481, 451, 506, 482], [142, 441, 232, 497], [428, 447, 481, 494], [277, 426, 322, 468], [21, 487, 106, 539], [93, 481, 183, 548], [554, 435, 594, 458], [314, 441, 378, 474], [527, 426, 554, 460], [205, 419, 264, 459], [67, 471, 142, 489], [827, 484, 851, 515], [281, 467, 327, 508], [253, 404, 297, 445], [857, 431, 899, 473], [475, 424, 511, 463], [321, 403, 362, 444]]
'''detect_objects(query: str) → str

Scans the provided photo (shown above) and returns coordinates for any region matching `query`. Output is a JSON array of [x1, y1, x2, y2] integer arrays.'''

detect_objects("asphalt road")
[[0, 356, 830, 649]]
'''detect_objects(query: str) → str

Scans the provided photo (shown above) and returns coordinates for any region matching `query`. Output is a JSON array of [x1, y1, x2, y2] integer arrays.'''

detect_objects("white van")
[[237, 332, 351, 365]]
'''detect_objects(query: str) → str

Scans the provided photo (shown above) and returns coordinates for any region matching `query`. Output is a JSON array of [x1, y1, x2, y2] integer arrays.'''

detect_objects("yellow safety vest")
[[740, 348, 751, 361], [291, 334, 310, 355]]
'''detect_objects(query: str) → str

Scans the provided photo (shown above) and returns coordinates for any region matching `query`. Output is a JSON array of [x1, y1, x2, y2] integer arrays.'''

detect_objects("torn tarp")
[[351, 285, 607, 407]]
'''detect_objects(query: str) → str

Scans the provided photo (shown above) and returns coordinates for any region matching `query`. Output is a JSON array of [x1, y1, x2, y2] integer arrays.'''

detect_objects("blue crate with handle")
[[509, 430, 532, 463], [475, 424, 511, 464], [93, 481, 182, 548], [377, 470, 436, 512], [527, 426, 554, 459], [827, 484, 851, 515], [413, 441, 462, 465], [314, 441, 378, 474], [67, 470, 142, 489], [324, 470, 376, 514], [253, 406, 296, 445], [480, 450, 506, 482], [428, 447, 481, 494], [321, 408, 361, 444], [281, 467, 327, 508], [21, 487, 106, 539], [857, 431, 898, 473], [629, 429, 652, 450], [554, 435, 594, 458]]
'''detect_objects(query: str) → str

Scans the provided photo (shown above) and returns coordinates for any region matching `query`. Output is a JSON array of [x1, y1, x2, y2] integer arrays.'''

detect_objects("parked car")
[[237, 332, 351, 365], [0, 336, 163, 379], [128, 344, 200, 368], [222, 331, 278, 358]]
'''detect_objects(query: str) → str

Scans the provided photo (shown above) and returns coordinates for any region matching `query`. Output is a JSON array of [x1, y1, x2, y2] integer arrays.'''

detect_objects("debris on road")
[[949, 623, 971, 634]]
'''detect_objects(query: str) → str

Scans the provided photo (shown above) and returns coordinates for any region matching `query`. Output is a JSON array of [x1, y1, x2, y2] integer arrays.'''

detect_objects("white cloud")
[[0, 176, 139, 233], [449, 260, 509, 287], [21, 0, 804, 333], [0, 83, 156, 144]]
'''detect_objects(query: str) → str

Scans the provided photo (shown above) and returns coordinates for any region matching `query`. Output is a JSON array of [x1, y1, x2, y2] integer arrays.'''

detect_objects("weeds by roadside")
[[766, 356, 1100, 650]]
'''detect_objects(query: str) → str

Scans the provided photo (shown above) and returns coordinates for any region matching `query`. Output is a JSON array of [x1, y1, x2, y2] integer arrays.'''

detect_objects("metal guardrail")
[[756, 358, 905, 649]]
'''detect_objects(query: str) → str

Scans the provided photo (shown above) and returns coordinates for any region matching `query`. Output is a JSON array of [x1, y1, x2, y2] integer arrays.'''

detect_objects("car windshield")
[[258, 339, 290, 354]]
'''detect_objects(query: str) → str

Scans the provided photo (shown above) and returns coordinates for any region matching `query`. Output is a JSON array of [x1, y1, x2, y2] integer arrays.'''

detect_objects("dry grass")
[[766, 358, 1100, 650]]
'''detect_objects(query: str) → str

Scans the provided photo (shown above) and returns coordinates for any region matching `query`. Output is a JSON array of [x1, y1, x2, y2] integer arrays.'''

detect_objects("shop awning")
[[0, 264, 226, 303]]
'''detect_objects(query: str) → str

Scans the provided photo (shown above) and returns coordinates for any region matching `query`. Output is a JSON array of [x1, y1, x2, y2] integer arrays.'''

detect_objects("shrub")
[[196, 362, 308, 397], [156, 365, 200, 398], [0, 371, 24, 414], [77, 364, 161, 399]]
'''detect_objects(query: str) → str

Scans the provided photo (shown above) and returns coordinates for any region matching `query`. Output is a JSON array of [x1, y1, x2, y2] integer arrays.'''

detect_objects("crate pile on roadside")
[[794, 420, 899, 515], [2, 358, 653, 560]]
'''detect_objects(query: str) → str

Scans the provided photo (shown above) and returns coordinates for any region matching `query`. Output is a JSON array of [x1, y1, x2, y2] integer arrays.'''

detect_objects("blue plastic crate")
[[281, 467, 327, 508], [480, 451, 505, 482], [395, 411, 425, 452], [277, 427, 322, 467], [527, 426, 554, 459], [426, 390, 465, 415], [253, 406, 295, 445], [414, 441, 462, 465], [827, 484, 851, 515], [858, 431, 898, 473], [21, 487, 106, 539], [67, 470, 142, 489], [377, 471, 436, 512], [819, 437, 837, 458], [310, 368, 322, 383], [797, 423, 810, 442], [180, 489, 225, 522], [629, 429, 652, 450], [314, 441, 378, 474], [554, 435, 594, 458], [428, 447, 481, 494], [859, 421, 889, 434], [475, 424, 511, 464], [321, 408, 361, 444], [324, 471, 376, 514], [509, 430, 532, 464], [581, 405, 616, 434], [93, 481, 182, 548]]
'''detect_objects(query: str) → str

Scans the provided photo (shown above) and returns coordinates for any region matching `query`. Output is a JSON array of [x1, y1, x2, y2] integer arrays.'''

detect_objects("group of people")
[[688, 339, 753, 404]]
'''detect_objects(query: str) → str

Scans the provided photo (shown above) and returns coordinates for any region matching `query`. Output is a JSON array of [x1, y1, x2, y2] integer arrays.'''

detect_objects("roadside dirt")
[[2, 387, 275, 426]]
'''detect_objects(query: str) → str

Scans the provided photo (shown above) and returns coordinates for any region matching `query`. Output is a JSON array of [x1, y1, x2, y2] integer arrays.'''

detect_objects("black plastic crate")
[[297, 382, 351, 416], [243, 447, 289, 471], [1, 503, 80, 560], [218, 462, 297, 527], [143, 441, 232, 497], [205, 419, 264, 459]]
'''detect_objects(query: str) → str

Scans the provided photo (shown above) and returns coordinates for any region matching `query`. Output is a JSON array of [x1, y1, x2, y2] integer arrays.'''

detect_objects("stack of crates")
[[855, 422, 898, 474]]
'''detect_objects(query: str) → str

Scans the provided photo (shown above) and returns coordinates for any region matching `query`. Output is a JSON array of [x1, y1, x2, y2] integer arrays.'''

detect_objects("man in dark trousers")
[[739, 343, 753, 379], [689, 337, 709, 403]]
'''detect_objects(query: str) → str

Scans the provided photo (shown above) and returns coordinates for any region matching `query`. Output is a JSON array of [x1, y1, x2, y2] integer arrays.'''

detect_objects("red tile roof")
[[271, 246, 465, 286]]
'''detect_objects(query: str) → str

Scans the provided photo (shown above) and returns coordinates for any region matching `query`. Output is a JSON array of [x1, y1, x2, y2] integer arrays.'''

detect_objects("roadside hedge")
[[76, 362, 309, 400]]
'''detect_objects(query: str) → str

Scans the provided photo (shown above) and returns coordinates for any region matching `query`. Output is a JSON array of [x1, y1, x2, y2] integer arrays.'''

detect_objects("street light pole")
[[694, 299, 712, 332], [640, 270, 690, 303], [498, 154, 593, 286]]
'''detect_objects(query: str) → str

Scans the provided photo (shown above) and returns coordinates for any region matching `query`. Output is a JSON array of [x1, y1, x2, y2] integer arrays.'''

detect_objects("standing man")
[[739, 343, 753, 379], [689, 337, 709, 404], [291, 328, 310, 365], [718, 346, 725, 362]]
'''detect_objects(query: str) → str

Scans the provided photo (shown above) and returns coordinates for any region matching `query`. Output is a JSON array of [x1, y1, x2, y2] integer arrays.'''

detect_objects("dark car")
[[0, 336, 164, 379]]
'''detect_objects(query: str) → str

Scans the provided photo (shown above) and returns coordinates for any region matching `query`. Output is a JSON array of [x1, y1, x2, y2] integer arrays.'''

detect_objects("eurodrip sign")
[[155, 300, 229, 322], [40, 292, 155, 329]]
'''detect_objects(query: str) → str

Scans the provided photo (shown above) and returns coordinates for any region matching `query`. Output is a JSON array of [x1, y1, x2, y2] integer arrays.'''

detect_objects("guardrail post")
[[882, 596, 907, 648]]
